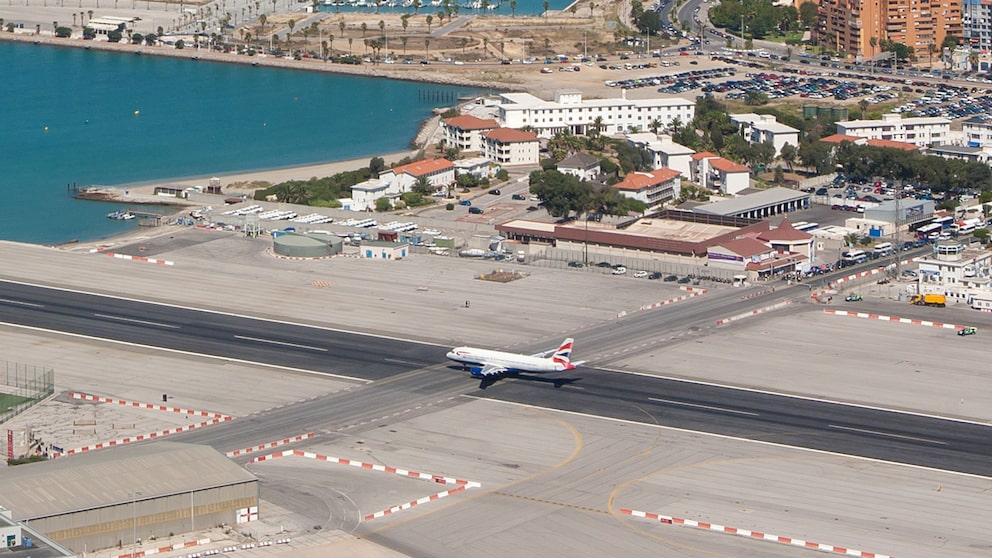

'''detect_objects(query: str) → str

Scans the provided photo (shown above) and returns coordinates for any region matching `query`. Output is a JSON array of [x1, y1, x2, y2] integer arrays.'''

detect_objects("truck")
[[909, 294, 946, 307]]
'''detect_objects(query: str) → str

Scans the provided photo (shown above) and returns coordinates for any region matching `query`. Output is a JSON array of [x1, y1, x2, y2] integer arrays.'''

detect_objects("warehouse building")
[[0, 442, 258, 554]]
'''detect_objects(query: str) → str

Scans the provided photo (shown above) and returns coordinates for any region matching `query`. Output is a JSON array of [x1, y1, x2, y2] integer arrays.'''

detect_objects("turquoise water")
[[0, 42, 475, 244]]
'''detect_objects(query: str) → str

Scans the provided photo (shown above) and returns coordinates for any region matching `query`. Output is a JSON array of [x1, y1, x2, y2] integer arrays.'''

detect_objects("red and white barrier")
[[225, 433, 315, 457], [116, 537, 211, 558], [824, 309, 965, 330], [364, 485, 470, 521], [97, 251, 174, 266], [716, 300, 791, 326], [54, 392, 233, 458], [638, 290, 705, 312], [249, 450, 481, 521], [621, 509, 895, 558]]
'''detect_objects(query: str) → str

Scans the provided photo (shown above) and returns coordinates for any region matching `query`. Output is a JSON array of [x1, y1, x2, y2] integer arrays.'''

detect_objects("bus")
[[795, 222, 819, 233], [916, 223, 943, 239], [842, 249, 868, 264], [873, 242, 893, 256], [932, 216, 955, 229]]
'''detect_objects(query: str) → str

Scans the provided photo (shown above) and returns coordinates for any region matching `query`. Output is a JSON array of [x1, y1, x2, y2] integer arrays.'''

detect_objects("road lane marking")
[[829, 424, 948, 445], [0, 321, 370, 383], [93, 313, 180, 329], [0, 298, 44, 308], [234, 335, 328, 352], [649, 397, 759, 416]]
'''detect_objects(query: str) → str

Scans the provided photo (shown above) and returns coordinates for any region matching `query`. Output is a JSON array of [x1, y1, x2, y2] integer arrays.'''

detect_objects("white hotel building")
[[496, 90, 695, 138], [835, 114, 951, 148]]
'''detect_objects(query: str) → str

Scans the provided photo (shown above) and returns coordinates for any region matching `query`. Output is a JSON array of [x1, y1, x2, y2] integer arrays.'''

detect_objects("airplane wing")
[[477, 363, 509, 376]]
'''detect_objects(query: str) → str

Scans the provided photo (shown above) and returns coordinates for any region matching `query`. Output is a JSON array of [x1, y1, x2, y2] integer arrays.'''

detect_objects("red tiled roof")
[[820, 134, 865, 144], [691, 151, 718, 161], [391, 158, 454, 177], [709, 157, 750, 173], [613, 169, 682, 191], [866, 138, 918, 151], [757, 219, 812, 242], [484, 128, 539, 143], [443, 115, 499, 130], [718, 237, 772, 257]]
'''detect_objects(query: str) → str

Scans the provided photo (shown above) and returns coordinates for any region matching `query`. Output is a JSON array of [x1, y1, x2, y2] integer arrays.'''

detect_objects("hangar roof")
[[0, 442, 256, 520]]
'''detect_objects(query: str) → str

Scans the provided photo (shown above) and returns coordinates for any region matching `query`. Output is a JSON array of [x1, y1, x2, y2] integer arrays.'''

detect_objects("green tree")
[[426, 15, 433, 32], [779, 143, 797, 171], [413, 176, 433, 194], [55, 26, 72, 38], [799, 1, 817, 29], [375, 197, 393, 212], [369, 156, 386, 174]]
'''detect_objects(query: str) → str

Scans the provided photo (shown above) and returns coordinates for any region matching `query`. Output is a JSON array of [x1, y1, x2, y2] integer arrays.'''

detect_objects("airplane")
[[445, 338, 584, 377]]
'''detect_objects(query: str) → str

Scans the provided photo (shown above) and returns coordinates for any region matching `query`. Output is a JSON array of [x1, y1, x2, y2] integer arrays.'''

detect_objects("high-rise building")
[[814, 0, 962, 59], [963, 0, 992, 52]]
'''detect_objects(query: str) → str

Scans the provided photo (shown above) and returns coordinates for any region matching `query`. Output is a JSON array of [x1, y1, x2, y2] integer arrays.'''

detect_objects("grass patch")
[[0, 393, 33, 414]]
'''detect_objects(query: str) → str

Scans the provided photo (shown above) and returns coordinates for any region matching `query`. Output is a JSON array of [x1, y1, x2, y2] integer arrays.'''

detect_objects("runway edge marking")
[[248, 449, 481, 521], [620, 508, 896, 558]]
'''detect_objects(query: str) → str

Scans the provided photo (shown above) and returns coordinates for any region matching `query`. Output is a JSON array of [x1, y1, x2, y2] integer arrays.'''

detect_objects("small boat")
[[107, 210, 126, 219], [120, 212, 135, 220]]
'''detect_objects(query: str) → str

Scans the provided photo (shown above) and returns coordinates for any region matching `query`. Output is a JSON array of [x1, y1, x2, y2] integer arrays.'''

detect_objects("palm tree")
[[360, 22, 367, 36], [589, 2, 595, 16], [259, 13, 267, 30], [302, 27, 309, 45], [927, 42, 936, 70], [437, 11, 445, 27], [378, 19, 385, 36], [401, 35, 408, 56], [543, 0, 549, 17], [52, 20, 57, 34], [348, 37, 353, 54], [72, 13, 76, 26], [969, 52, 980, 72], [744, 90, 767, 106], [288, 18, 296, 37], [509, 0, 515, 17], [339, 20, 345, 36], [426, 15, 433, 32], [459, 36, 468, 56], [401, 14, 409, 34], [424, 37, 430, 60], [413, 0, 421, 13], [482, 37, 488, 59], [858, 98, 869, 119]]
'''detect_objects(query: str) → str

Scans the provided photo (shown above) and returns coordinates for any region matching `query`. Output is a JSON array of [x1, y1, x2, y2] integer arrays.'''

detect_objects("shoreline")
[[0, 33, 527, 92]]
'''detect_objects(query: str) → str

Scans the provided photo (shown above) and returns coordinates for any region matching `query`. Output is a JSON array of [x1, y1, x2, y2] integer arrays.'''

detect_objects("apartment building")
[[496, 90, 695, 138], [729, 113, 800, 156], [835, 114, 951, 147], [816, 0, 962, 58], [964, 0, 992, 52], [612, 168, 683, 209]]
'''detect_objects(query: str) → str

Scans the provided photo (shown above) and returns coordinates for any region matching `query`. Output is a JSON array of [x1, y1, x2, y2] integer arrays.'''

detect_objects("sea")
[[0, 41, 479, 245]]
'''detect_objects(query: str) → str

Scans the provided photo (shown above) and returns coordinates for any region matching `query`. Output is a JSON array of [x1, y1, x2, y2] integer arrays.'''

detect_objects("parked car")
[[648, 272, 663, 280], [845, 294, 863, 302], [568, 261, 584, 268], [468, 206, 484, 214], [459, 200, 472, 206], [633, 270, 649, 278], [612, 266, 628, 275], [488, 189, 501, 195], [511, 193, 527, 200], [677, 276, 692, 283], [663, 274, 678, 282], [596, 261, 613, 268]]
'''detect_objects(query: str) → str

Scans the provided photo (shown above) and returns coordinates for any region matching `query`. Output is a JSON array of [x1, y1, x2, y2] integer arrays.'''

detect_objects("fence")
[[533, 247, 739, 283], [0, 362, 55, 424]]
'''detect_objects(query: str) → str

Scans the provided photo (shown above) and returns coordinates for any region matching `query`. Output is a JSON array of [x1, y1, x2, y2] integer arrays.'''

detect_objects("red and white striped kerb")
[[102, 252, 175, 266], [621, 509, 895, 558], [824, 309, 965, 330], [225, 433, 315, 457], [116, 537, 211, 558], [363, 485, 470, 521], [69, 391, 232, 420]]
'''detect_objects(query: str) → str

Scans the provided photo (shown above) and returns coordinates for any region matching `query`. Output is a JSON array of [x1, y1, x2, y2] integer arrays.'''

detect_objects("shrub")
[[445, 203, 455, 210]]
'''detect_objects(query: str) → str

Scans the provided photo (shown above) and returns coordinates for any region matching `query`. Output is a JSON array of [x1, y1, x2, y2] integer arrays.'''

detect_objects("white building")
[[378, 158, 456, 193], [915, 241, 992, 306], [730, 113, 800, 156], [453, 157, 493, 179], [612, 168, 682, 209], [441, 115, 499, 152], [625, 132, 695, 176], [557, 152, 601, 182], [690, 152, 751, 194], [481, 128, 540, 166], [496, 90, 695, 138], [349, 178, 394, 211], [835, 114, 951, 148], [962, 116, 992, 148], [964, 0, 992, 53]]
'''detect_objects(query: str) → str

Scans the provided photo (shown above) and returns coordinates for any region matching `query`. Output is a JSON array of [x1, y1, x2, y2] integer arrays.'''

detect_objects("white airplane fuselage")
[[445, 347, 571, 374]]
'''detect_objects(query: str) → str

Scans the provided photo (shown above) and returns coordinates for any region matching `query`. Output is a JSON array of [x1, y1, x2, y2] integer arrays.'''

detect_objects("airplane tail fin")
[[552, 338, 575, 366]]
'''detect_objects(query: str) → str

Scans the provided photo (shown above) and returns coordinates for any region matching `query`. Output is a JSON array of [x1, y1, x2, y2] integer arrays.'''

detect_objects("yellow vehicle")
[[909, 293, 946, 307]]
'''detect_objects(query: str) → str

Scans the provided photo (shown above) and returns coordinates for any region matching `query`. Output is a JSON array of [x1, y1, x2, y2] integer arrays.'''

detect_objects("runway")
[[3, 279, 989, 477]]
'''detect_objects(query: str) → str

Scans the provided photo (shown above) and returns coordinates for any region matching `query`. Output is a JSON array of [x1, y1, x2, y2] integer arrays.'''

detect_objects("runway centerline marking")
[[829, 424, 948, 445], [649, 397, 759, 416], [93, 313, 179, 329], [0, 298, 44, 308], [234, 335, 328, 352]]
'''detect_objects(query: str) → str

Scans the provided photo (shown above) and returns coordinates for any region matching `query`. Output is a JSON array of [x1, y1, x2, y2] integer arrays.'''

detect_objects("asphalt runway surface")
[[2, 278, 990, 477]]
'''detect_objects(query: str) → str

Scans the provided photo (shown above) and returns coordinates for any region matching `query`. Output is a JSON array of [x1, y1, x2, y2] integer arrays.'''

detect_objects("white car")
[[612, 266, 627, 275], [633, 270, 649, 278]]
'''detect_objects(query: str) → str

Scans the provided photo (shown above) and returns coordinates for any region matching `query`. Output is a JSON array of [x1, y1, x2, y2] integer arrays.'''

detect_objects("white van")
[[842, 249, 868, 264], [873, 242, 892, 256]]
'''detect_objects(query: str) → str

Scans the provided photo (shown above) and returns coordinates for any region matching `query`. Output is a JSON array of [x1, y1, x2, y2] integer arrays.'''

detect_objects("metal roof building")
[[0, 442, 257, 554], [693, 187, 810, 219]]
